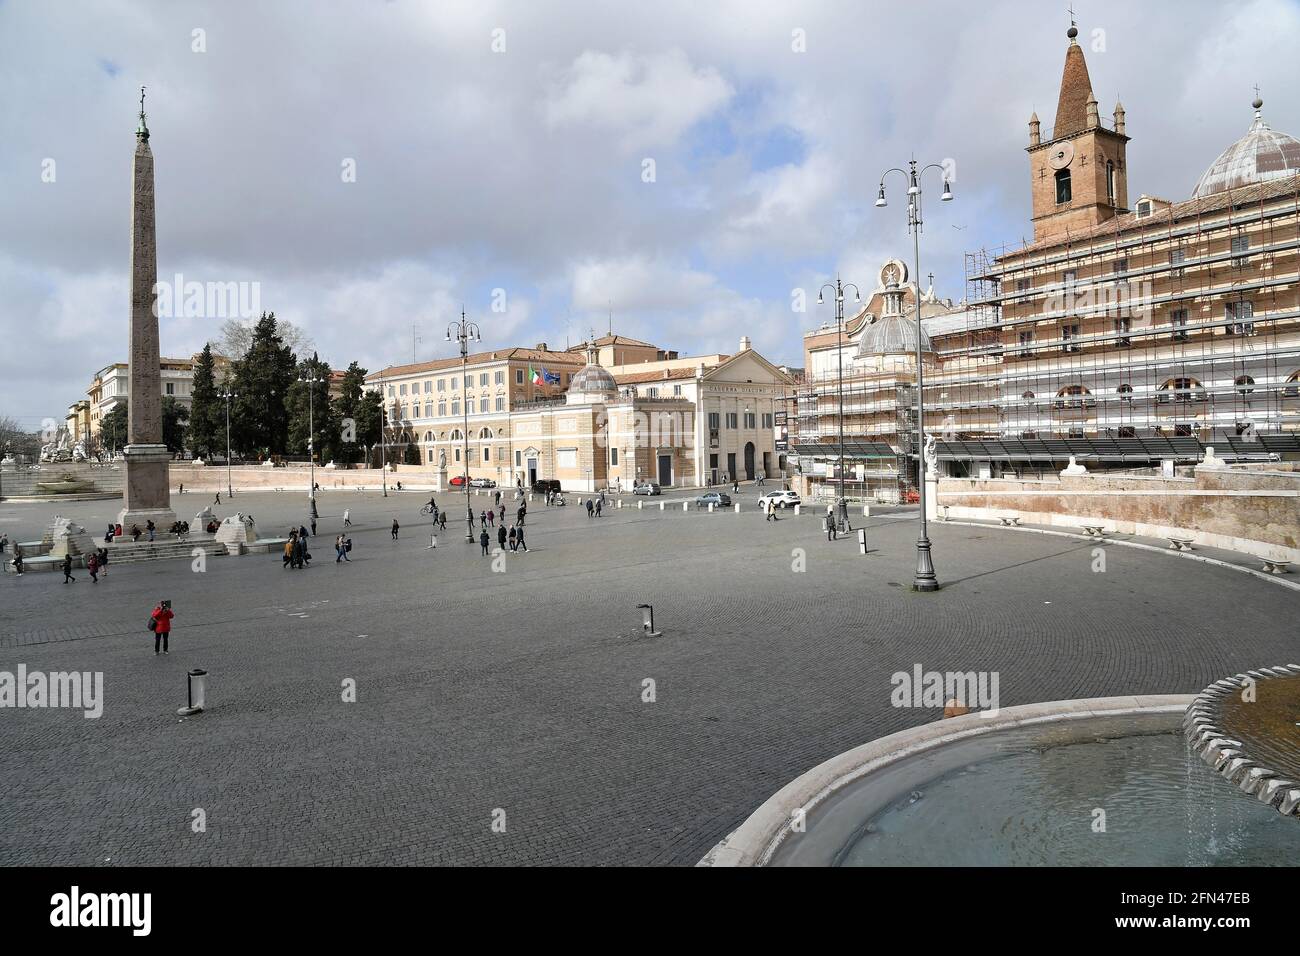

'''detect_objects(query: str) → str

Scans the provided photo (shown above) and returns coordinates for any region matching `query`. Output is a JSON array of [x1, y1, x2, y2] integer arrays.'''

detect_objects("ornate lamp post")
[[300, 369, 322, 513], [219, 388, 237, 499], [875, 159, 953, 591], [447, 308, 481, 541], [817, 277, 861, 533]]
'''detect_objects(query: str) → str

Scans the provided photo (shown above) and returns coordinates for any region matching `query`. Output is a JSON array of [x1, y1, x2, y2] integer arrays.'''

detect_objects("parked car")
[[904, 488, 920, 504], [632, 482, 661, 496], [759, 490, 801, 509], [532, 479, 562, 496], [695, 491, 731, 508], [449, 475, 467, 487], [469, 477, 496, 488]]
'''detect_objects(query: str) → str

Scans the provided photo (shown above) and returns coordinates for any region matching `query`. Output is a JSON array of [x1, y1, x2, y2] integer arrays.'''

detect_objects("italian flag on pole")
[[530, 365, 545, 387]]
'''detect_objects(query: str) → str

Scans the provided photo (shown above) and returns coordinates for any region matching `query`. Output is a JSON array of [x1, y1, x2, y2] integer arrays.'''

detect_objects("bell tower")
[[1028, 22, 1130, 242]]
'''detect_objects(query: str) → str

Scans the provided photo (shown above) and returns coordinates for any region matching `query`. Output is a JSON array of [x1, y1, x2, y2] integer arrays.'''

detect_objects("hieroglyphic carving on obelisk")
[[117, 87, 176, 532]]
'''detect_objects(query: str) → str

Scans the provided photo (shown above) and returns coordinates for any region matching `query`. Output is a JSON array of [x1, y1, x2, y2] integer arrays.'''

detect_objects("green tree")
[[356, 389, 383, 466], [331, 362, 370, 463], [404, 440, 421, 465], [100, 403, 128, 453], [231, 312, 297, 456], [161, 397, 189, 454], [287, 353, 338, 463], [187, 343, 222, 458]]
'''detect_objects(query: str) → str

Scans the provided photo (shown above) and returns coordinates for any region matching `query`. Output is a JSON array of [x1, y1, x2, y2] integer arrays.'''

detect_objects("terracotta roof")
[[1053, 40, 1094, 139], [1005, 172, 1300, 258], [614, 367, 698, 384], [567, 334, 658, 350], [367, 348, 585, 381]]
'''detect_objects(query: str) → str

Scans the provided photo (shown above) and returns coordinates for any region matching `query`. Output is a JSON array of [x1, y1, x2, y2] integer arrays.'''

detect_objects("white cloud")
[[543, 48, 733, 151]]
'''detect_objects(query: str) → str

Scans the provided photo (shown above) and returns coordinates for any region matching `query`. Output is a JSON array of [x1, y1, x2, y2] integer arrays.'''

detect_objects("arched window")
[[1054, 384, 1094, 409], [1158, 377, 1203, 404], [1235, 375, 1255, 396], [1117, 383, 1134, 402], [1055, 168, 1072, 204], [478, 427, 492, 440], [450, 428, 463, 442], [423, 431, 433, 442], [1284, 371, 1300, 398], [1021, 390, 1035, 400]]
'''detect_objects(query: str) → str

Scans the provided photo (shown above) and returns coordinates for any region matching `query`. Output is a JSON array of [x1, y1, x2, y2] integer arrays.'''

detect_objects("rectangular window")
[[1113, 258, 1128, 275], [479, 373, 489, 387], [495, 397, 504, 411], [483, 447, 490, 462], [1231, 233, 1250, 266], [424, 381, 432, 394], [494, 371, 504, 385], [399, 384, 407, 395], [437, 379, 446, 392], [498, 446, 507, 461], [451, 401, 460, 415], [744, 412, 756, 429], [1061, 269, 1077, 289], [515, 369, 524, 385], [1068, 426, 1085, 439], [610, 448, 618, 466], [1015, 278, 1031, 293], [1114, 317, 1131, 347], [1061, 323, 1081, 353], [466, 399, 474, 415], [454, 448, 461, 462], [1225, 300, 1255, 335], [647, 387, 658, 398], [1018, 330, 1034, 357], [1174, 423, 1194, 437], [451, 377, 458, 390], [438, 402, 447, 417], [424, 402, 433, 418], [762, 413, 773, 429], [387, 386, 396, 397], [1171, 309, 1189, 342], [165, 383, 174, 395], [515, 450, 522, 467], [1170, 247, 1186, 277], [673, 384, 682, 396], [708, 412, 720, 429]]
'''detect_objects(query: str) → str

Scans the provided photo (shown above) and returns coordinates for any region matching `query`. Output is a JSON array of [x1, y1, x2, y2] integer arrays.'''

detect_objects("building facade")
[[797, 24, 1300, 503], [367, 335, 793, 491]]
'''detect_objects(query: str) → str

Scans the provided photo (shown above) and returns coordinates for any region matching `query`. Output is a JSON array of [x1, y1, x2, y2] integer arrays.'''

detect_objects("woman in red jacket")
[[151, 600, 174, 654]]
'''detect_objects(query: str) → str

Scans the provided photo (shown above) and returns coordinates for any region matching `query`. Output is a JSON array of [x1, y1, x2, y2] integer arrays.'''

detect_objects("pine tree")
[[161, 397, 190, 453], [331, 362, 370, 463], [188, 344, 222, 458], [287, 353, 337, 463], [230, 313, 297, 457]]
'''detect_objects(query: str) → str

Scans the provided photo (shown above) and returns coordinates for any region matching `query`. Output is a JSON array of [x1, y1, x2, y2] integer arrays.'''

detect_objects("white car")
[[759, 490, 801, 510]]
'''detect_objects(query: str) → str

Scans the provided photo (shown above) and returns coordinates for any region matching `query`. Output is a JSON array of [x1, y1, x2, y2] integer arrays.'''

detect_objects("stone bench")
[[997, 515, 1021, 527], [244, 537, 292, 555], [1261, 558, 1290, 575], [1080, 524, 1106, 538], [1168, 536, 1195, 552]]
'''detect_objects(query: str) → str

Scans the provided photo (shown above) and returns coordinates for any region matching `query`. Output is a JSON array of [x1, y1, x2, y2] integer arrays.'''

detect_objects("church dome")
[[569, 363, 617, 394], [1191, 98, 1300, 199], [856, 275, 934, 358]]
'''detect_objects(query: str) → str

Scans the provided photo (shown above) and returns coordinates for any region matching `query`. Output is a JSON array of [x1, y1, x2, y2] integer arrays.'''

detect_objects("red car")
[[449, 475, 467, 487], [904, 488, 920, 504]]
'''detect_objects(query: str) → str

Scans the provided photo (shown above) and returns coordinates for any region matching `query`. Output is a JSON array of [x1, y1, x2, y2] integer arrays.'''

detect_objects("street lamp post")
[[818, 278, 861, 533], [219, 389, 237, 499], [875, 159, 953, 592], [300, 369, 322, 514], [447, 308, 481, 542]]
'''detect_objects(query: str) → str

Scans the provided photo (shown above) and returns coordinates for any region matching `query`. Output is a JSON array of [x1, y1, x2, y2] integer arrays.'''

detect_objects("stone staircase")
[[106, 537, 227, 565]]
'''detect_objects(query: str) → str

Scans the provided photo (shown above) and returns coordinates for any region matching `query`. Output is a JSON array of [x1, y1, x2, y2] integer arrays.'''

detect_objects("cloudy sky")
[[3, 0, 1298, 425]]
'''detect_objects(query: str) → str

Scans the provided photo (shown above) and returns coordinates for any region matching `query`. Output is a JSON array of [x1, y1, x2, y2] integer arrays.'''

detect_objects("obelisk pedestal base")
[[117, 443, 176, 531]]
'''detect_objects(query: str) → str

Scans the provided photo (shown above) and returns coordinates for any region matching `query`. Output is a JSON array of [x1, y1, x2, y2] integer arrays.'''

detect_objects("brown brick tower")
[[1028, 22, 1130, 242], [117, 88, 176, 533]]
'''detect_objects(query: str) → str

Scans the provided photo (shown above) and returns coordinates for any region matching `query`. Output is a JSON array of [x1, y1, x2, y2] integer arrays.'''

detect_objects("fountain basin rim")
[[699, 694, 1194, 868]]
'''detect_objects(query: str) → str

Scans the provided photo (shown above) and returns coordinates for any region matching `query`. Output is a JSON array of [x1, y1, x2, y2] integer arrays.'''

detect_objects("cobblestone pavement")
[[1, 489, 1296, 865]]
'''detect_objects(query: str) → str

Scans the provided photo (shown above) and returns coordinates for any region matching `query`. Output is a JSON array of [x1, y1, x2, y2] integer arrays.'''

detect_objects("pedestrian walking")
[[517, 504, 525, 526], [595, 499, 602, 517], [391, 518, 400, 540], [214, 491, 221, 505], [586, 498, 594, 518], [487, 508, 495, 528], [733, 478, 739, 494], [87, 551, 99, 583], [515, 523, 528, 552], [179, 483, 184, 494], [439, 512, 447, 531], [98, 547, 109, 575], [498, 525, 508, 551], [149, 600, 174, 654], [310, 516, 317, 536], [467, 506, 476, 530], [299, 523, 309, 541], [508, 525, 517, 552], [283, 535, 295, 569], [480, 510, 488, 528], [494, 490, 501, 508], [479, 528, 490, 555], [343, 508, 352, 528], [335, 534, 351, 563], [826, 510, 837, 541], [61, 553, 75, 583]]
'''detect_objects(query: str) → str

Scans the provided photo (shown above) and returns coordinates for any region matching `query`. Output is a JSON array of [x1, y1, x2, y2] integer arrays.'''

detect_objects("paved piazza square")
[[1, 488, 1295, 866]]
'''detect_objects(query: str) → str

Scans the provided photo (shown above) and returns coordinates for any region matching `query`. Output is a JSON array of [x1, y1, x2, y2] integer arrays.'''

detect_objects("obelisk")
[[117, 88, 176, 533]]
